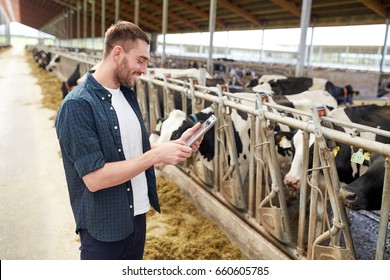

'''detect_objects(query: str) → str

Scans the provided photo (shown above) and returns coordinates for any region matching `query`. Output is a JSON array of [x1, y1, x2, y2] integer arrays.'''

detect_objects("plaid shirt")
[[55, 72, 160, 242]]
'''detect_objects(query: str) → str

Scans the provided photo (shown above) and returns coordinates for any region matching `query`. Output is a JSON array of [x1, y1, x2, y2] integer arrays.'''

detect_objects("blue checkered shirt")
[[55, 72, 160, 242]]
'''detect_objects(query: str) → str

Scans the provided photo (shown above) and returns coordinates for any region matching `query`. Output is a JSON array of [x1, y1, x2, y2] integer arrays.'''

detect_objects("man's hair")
[[103, 20, 150, 57]]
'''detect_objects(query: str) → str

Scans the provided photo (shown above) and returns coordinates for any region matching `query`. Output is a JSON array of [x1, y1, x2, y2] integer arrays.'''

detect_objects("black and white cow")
[[32, 49, 52, 69], [252, 76, 358, 105], [45, 54, 61, 73], [153, 105, 250, 180], [284, 105, 390, 210], [61, 64, 81, 99], [151, 90, 339, 183], [339, 154, 386, 211], [76, 62, 99, 85]]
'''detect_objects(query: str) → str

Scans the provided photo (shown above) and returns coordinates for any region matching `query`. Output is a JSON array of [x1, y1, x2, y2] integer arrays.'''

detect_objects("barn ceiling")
[[1, 0, 390, 39]]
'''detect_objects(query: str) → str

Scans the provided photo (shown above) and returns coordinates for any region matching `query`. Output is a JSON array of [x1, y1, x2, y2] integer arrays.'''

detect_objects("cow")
[[76, 62, 99, 85], [252, 76, 358, 105], [151, 90, 339, 185], [61, 64, 81, 99], [153, 105, 249, 180], [147, 67, 212, 80], [339, 154, 386, 211], [45, 54, 80, 84], [147, 67, 243, 92], [45, 53, 61, 73], [284, 104, 390, 210], [40, 53, 52, 69], [32, 49, 52, 69]]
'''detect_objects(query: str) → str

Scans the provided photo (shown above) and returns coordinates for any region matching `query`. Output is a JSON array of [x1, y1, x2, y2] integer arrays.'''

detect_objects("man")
[[55, 21, 202, 260]]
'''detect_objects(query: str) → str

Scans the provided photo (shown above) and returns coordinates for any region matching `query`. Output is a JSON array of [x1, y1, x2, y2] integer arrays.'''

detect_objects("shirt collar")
[[86, 72, 113, 101], [86, 72, 134, 101]]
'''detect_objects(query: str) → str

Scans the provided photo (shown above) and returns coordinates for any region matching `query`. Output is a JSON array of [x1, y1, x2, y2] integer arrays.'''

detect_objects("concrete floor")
[[0, 45, 79, 259]]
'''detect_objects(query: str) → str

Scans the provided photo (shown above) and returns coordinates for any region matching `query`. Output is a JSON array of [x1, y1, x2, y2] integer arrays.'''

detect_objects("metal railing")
[[29, 45, 389, 259], [137, 74, 390, 260]]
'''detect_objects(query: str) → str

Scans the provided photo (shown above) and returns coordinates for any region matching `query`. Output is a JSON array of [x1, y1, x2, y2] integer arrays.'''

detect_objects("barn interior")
[[2, 0, 390, 98], [0, 0, 390, 264]]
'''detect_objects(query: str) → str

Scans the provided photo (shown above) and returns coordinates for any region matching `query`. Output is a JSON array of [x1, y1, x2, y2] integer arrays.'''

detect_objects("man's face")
[[115, 39, 150, 88]]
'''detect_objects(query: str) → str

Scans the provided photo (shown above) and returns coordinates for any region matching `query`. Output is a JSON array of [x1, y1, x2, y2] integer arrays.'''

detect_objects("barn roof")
[[1, 0, 390, 39]]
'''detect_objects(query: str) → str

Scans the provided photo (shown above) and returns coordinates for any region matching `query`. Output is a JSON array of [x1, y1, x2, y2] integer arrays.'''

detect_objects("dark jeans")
[[79, 214, 146, 260]]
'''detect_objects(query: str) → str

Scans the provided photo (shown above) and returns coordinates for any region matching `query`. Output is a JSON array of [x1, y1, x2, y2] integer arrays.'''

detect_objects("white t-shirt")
[[107, 87, 150, 216]]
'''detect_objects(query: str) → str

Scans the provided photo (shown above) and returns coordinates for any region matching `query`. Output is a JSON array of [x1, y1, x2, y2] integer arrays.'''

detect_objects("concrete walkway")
[[0, 45, 79, 259]]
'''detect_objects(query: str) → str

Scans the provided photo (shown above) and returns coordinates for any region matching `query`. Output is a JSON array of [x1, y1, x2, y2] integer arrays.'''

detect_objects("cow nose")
[[339, 188, 357, 204], [338, 187, 362, 210], [284, 175, 301, 190]]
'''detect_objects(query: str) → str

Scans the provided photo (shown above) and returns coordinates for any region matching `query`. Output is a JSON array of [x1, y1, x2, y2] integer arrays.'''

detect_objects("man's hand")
[[155, 141, 193, 165], [177, 122, 203, 152]]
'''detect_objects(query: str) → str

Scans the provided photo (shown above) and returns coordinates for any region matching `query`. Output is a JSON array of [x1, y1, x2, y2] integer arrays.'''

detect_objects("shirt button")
[[101, 97, 105, 100], [108, 94, 111, 97], [129, 205, 133, 209], [110, 107, 114, 110], [127, 188, 130, 191], [114, 126, 118, 129], [118, 148, 122, 152]]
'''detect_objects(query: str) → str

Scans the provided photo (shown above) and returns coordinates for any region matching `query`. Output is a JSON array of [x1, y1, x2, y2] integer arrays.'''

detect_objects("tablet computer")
[[184, 114, 218, 147]]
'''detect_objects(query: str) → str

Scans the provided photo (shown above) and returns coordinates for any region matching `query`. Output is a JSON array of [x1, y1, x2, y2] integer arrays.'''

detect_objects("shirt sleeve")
[[56, 98, 105, 178]]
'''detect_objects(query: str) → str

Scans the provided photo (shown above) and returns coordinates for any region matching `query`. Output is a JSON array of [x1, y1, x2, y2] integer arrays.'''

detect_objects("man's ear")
[[112, 45, 123, 62]]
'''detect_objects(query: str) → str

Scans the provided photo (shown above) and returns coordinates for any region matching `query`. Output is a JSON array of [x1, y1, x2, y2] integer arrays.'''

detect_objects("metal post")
[[207, 0, 217, 75], [77, 1, 81, 48], [64, 11, 68, 45], [375, 158, 390, 259], [134, 0, 140, 26], [161, 0, 168, 67], [295, 0, 312, 77], [91, 0, 95, 50], [307, 17, 316, 68], [83, 0, 87, 48], [101, 0, 105, 46], [260, 26, 265, 63], [115, 0, 119, 22], [297, 131, 309, 257], [6, 19, 10, 46], [69, 8, 73, 46], [380, 18, 389, 73]]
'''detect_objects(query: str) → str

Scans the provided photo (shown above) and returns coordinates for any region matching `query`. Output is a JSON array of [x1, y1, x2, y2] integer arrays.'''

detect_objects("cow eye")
[[171, 131, 181, 140]]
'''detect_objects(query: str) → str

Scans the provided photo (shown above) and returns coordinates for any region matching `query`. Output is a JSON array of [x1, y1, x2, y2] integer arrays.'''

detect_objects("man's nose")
[[140, 63, 148, 74]]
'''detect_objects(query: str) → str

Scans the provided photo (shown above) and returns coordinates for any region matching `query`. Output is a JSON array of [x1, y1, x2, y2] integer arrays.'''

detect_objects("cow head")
[[45, 54, 61, 72], [339, 154, 385, 211], [283, 126, 355, 191], [60, 64, 81, 99], [77, 62, 100, 85], [150, 108, 216, 173]]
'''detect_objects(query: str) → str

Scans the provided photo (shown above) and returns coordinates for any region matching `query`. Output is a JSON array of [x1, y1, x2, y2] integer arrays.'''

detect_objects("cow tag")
[[333, 146, 340, 157], [155, 119, 163, 133], [351, 149, 365, 165], [279, 136, 292, 148], [363, 152, 371, 161]]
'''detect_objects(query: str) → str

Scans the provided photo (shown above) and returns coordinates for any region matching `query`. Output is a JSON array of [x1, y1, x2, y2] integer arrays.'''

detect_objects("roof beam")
[[218, 0, 261, 27], [271, 0, 301, 17], [141, 18, 166, 33], [141, 0, 200, 32], [50, 0, 77, 10], [170, 0, 226, 29], [357, 0, 388, 18]]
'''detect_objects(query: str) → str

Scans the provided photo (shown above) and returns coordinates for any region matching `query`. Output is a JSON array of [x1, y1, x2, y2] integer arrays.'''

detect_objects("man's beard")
[[115, 56, 136, 88]]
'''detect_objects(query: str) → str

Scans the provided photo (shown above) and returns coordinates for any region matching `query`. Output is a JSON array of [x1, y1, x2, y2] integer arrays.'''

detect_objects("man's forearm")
[[82, 151, 157, 192]]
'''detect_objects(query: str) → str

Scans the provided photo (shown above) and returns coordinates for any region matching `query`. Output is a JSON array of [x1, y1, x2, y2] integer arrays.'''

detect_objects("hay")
[[145, 177, 246, 260], [25, 50, 63, 112], [26, 50, 245, 259]]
